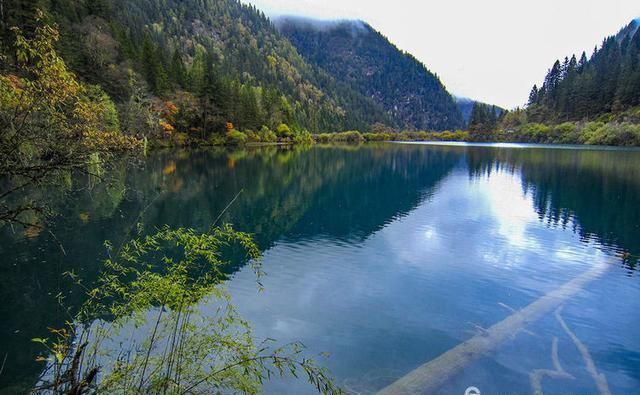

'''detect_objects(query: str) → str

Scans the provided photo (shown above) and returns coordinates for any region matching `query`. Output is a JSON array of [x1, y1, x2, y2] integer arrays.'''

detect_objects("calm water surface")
[[1, 143, 639, 394]]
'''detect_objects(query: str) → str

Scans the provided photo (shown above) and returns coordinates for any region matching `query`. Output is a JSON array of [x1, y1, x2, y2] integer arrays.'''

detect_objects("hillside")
[[526, 19, 640, 122], [276, 16, 464, 131], [1, 0, 394, 136], [455, 97, 504, 128], [454, 97, 476, 126]]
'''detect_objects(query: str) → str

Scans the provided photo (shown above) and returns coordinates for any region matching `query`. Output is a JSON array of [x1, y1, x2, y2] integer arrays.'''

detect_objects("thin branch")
[[212, 189, 243, 227]]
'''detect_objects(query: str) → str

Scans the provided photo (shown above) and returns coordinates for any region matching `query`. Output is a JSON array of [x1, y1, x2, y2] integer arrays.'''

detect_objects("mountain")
[[1, 0, 394, 134], [617, 18, 640, 41], [527, 19, 640, 122], [455, 97, 504, 128], [276, 16, 464, 131], [455, 97, 477, 125]]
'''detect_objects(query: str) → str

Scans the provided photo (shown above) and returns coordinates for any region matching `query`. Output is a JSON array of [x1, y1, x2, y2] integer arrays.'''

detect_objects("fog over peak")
[[273, 15, 369, 35], [246, 0, 640, 108]]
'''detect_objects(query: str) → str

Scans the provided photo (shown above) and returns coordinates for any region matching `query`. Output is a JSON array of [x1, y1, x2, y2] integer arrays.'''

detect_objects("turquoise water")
[[1, 143, 639, 393]]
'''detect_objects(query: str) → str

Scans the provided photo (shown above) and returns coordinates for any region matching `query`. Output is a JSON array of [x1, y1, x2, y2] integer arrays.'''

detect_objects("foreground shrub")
[[0, 17, 140, 226], [32, 225, 343, 394]]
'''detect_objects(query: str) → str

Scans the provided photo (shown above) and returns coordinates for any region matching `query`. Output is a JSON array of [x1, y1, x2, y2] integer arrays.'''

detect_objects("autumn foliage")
[[0, 14, 141, 225]]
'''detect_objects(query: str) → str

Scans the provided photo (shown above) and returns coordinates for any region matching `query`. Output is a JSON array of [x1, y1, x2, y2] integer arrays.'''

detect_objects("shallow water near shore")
[[1, 142, 639, 394]]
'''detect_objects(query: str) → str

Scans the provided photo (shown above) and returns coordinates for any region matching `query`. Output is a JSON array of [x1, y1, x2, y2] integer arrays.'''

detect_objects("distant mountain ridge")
[[455, 97, 476, 125], [276, 16, 464, 130], [618, 18, 640, 41]]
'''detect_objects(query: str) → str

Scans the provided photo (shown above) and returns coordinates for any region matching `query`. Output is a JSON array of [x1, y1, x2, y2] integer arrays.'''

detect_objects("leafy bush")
[[209, 133, 227, 146], [438, 130, 470, 141], [313, 131, 364, 143], [362, 132, 393, 141], [258, 126, 277, 142], [226, 129, 248, 145], [517, 123, 551, 143], [332, 131, 364, 142], [315, 133, 333, 143], [581, 122, 640, 146], [244, 129, 260, 142], [293, 130, 314, 144], [33, 225, 342, 394], [276, 123, 294, 138], [0, 18, 140, 226]]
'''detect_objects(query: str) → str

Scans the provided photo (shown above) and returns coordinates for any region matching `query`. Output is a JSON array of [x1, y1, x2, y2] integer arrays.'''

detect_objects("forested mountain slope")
[[455, 96, 504, 128], [1, 0, 394, 135], [276, 16, 464, 131], [527, 19, 640, 122]]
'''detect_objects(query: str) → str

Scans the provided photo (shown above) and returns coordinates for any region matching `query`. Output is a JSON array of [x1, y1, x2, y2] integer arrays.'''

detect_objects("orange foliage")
[[153, 100, 180, 137], [159, 120, 175, 135], [24, 224, 43, 239]]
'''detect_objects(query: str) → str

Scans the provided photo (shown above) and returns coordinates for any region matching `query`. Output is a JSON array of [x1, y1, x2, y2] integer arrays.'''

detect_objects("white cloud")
[[244, 0, 640, 108]]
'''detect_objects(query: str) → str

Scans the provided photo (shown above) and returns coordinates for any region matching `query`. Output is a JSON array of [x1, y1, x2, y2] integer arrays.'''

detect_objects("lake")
[[1, 142, 639, 394]]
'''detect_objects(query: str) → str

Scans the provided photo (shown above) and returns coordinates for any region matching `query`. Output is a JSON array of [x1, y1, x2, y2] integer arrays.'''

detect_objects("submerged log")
[[377, 262, 609, 395]]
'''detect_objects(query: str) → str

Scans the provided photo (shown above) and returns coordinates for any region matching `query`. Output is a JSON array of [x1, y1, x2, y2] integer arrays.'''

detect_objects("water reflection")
[[0, 143, 639, 393], [464, 146, 640, 272]]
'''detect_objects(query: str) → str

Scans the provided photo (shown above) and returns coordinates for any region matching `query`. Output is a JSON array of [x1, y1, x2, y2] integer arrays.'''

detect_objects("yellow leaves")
[[159, 120, 175, 135], [173, 132, 188, 146], [163, 161, 177, 175], [82, 130, 142, 152], [1, 74, 22, 89], [164, 101, 179, 117], [79, 212, 91, 223], [0, 74, 30, 114], [169, 178, 184, 193], [24, 224, 43, 239], [151, 99, 179, 138], [266, 55, 277, 70]]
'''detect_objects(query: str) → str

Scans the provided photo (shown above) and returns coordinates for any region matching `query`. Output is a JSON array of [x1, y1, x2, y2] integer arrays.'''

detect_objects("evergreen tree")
[[469, 102, 501, 132], [528, 20, 640, 121], [170, 49, 187, 88], [528, 85, 539, 106], [141, 35, 168, 94]]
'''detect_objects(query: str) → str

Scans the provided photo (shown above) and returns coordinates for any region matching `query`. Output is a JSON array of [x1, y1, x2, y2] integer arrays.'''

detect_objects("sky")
[[244, 0, 640, 109]]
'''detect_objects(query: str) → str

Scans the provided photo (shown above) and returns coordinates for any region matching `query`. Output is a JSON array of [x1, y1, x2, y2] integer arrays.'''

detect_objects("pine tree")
[[528, 85, 539, 106], [1, 0, 42, 45], [577, 52, 588, 72], [141, 35, 168, 94], [170, 49, 187, 88]]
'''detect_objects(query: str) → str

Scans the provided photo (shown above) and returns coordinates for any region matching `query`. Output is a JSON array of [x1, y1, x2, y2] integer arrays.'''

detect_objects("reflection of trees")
[[465, 147, 640, 272], [0, 144, 459, 392]]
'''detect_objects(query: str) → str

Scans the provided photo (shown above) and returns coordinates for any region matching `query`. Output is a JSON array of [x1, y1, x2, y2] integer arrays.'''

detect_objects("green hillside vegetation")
[[441, 20, 640, 146], [1, 0, 395, 149], [277, 17, 464, 131], [526, 20, 640, 122]]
